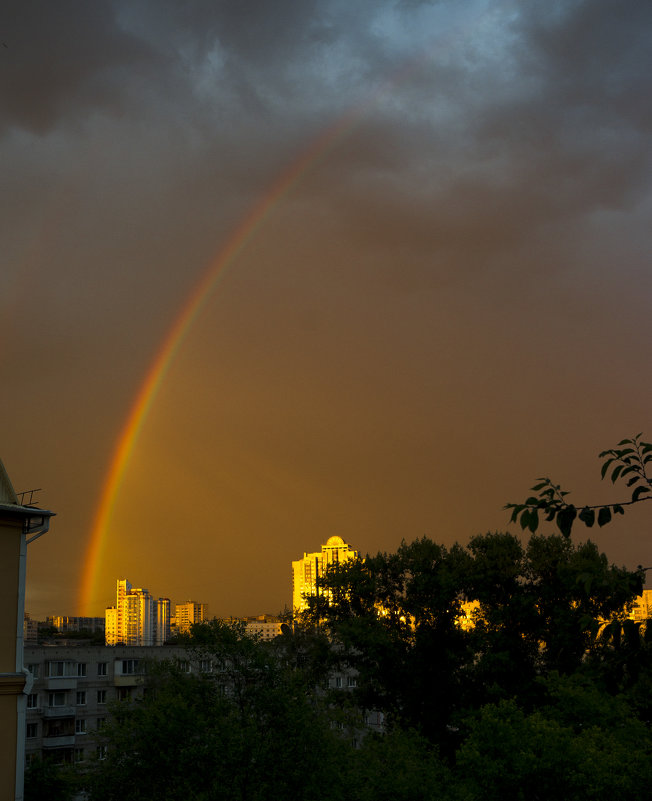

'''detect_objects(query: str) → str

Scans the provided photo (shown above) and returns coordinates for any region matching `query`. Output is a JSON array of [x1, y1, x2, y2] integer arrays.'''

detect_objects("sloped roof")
[[0, 458, 18, 505]]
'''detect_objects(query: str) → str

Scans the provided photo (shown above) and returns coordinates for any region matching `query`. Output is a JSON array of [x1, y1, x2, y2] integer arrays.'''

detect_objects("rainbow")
[[78, 109, 366, 615], [77, 30, 464, 614]]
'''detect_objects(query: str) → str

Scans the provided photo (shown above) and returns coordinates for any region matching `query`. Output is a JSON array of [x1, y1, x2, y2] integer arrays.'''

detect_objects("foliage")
[[86, 621, 349, 801], [506, 433, 652, 537], [346, 729, 457, 801], [84, 436, 652, 799], [301, 531, 643, 751], [456, 676, 652, 801], [299, 537, 473, 748], [24, 758, 77, 801]]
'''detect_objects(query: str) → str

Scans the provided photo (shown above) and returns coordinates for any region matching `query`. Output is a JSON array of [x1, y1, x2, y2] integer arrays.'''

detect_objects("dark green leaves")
[[556, 505, 577, 538], [507, 434, 651, 538], [578, 507, 595, 527], [632, 485, 651, 502], [597, 507, 611, 527]]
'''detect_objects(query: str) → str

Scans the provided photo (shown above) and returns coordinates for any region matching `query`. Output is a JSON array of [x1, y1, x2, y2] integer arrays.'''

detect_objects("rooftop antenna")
[[16, 489, 42, 507]]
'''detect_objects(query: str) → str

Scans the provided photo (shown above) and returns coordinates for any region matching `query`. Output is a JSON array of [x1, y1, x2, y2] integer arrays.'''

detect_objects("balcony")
[[46, 677, 77, 691], [114, 674, 143, 687], [42, 735, 76, 748], [43, 705, 75, 718]]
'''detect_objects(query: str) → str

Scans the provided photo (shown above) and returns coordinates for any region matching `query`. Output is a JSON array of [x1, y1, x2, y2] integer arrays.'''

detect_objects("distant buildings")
[[630, 589, 652, 622], [292, 536, 359, 614], [244, 615, 283, 641], [46, 616, 105, 634], [175, 601, 208, 634], [105, 580, 174, 646]]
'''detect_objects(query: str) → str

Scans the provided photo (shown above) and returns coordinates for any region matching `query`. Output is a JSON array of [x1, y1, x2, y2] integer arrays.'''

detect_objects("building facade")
[[46, 616, 105, 634], [175, 601, 207, 634], [105, 580, 171, 646], [23, 645, 185, 766], [292, 536, 359, 614]]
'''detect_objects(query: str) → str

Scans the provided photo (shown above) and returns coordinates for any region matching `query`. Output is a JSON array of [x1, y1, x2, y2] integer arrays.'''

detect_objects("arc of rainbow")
[[78, 109, 367, 615], [78, 30, 463, 614]]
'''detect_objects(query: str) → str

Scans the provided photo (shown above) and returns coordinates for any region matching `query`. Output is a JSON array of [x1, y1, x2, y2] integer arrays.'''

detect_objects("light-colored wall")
[[0, 514, 24, 801], [0, 520, 21, 672]]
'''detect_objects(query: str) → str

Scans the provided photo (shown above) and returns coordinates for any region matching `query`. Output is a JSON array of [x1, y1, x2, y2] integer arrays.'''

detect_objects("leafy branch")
[[506, 433, 652, 537]]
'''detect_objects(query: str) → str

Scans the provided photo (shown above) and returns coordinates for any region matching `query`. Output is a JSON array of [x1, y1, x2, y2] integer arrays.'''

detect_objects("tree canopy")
[[76, 436, 652, 799]]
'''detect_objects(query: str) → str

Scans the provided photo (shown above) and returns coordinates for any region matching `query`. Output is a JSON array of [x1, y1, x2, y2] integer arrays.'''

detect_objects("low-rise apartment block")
[[23, 645, 184, 765]]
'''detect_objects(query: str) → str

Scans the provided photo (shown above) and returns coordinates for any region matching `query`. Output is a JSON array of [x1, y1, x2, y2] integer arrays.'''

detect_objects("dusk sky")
[[3, 0, 652, 619]]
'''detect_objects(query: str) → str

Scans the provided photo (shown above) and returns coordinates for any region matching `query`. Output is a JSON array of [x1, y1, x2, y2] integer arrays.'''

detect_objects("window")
[[118, 687, 131, 701], [96, 717, 106, 730], [97, 745, 107, 760], [27, 694, 38, 709], [334, 677, 342, 688], [75, 719, 87, 735], [177, 660, 190, 673], [48, 661, 75, 677], [74, 748, 85, 763], [97, 662, 108, 676], [200, 660, 212, 673], [26, 663, 40, 679], [26, 723, 38, 739], [48, 691, 66, 707], [347, 676, 357, 688], [76, 691, 86, 705], [121, 659, 139, 675], [77, 663, 87, 677], [97, 690, 107, 705]]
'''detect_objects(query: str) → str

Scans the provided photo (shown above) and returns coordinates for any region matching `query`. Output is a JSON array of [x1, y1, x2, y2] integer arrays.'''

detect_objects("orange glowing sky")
[[2, 1, 652, 619]]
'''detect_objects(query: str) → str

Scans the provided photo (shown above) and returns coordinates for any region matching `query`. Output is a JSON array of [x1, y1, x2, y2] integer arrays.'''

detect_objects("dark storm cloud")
[[0, 0, 167, 134], [290, 0, 652, 287]]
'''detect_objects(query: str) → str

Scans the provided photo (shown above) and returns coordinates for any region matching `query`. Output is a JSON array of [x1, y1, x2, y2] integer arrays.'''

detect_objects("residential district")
[[21, 535, 362, 767], [18, 537, 652, 769], [2, 457, 652, 801]]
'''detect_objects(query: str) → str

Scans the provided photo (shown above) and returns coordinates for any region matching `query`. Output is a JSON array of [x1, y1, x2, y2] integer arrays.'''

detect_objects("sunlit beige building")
[[175, 601, 208, 634], [630, 589, 652, 623], [105, 580, 169, 646], [244, 615, 283, 641], [292, 536, 359, 614]]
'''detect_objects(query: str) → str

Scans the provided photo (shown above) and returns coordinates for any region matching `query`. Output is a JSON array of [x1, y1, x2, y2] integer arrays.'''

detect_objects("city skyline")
[[4, 2, 652, 619]]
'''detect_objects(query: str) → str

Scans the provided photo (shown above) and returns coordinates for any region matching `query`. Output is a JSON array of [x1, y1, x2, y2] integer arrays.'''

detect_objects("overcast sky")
[[2, 0, 652, 618]]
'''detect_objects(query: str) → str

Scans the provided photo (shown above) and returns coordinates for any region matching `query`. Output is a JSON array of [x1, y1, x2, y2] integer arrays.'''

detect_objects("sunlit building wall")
[[292, 536, 359, 614], [630, 589, 652, 622], [244, 615, 283, 641], [156, 598, 171, 645], [105, 580, 158, 646], [175, 601, 207, 633], [124, 588, 154, 646], [105, 608, 118, 646]]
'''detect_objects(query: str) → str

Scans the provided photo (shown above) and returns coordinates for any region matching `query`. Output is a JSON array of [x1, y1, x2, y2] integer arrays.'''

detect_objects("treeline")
[[32, 530, 652, 801]]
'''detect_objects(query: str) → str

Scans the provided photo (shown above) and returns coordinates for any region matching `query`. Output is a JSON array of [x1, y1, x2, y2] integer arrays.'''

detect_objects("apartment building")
[[105, 580, 171, 646], [292, 536, 359, 613], [23, 645, 185, 765], [175, 601, 208, 633], [243, 615, 283, 641]]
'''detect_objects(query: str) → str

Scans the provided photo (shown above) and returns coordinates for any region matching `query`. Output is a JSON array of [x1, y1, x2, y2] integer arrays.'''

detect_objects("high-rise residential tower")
[[292, 536, 358, 614], [105, 579, 158, 646]]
